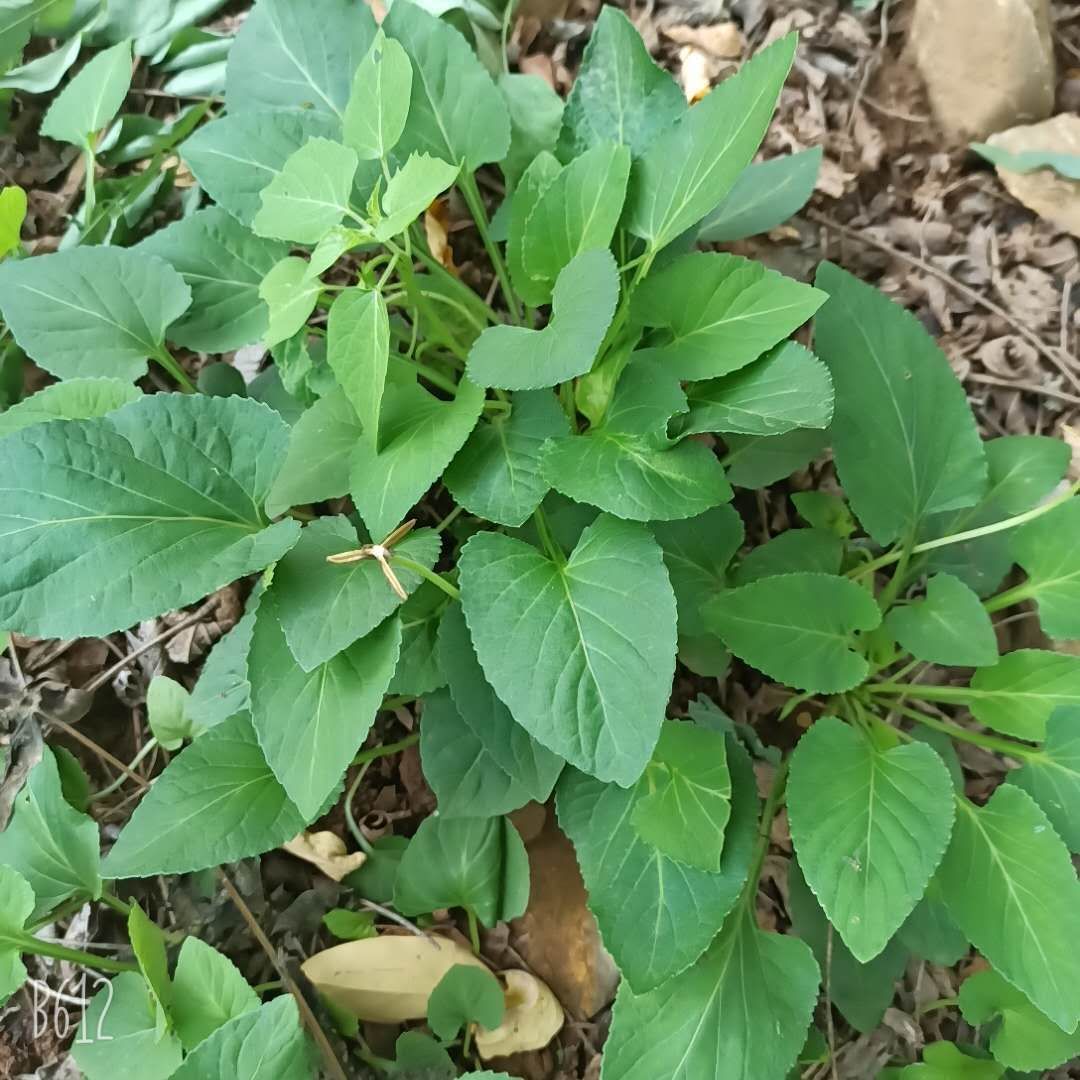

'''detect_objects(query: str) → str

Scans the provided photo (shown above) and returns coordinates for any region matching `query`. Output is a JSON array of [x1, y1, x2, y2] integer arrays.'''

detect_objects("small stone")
[[909, 0, 1054, 142]]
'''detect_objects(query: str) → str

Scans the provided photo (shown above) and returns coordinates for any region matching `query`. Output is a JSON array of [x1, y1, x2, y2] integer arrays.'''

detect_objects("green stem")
[[435, 504, 465, 534], [8, 931, 138, 974], [82, 147, 97, 227], [98, 891, 132, 918], [983, 582, 1036, 614], [532, 506, 565, 566], [419, 289, 487, 336], [458, 171, 521, 323], [409, 239, 500, 325], [90, 738, 158, 802], [344, 762, 374, 856], [596, 253, 654, 365], [876, 531, 914, 612], [352, 733, 420, 767], [879, 699, 1038, 759], [411, 359, 459, 395], [152, 345, 196, 393], [390, 556, 460, 600], [742, 761, 788, 910], [465, 907, 481, 954]]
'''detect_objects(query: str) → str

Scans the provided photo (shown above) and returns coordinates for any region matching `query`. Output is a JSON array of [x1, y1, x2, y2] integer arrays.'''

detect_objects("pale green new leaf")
[[383, 0, 510, 170], [394, 815, 529, 927], [459, 515, 676, 786], [0, 868, 33, 1005], [171, 938, 260, 1052], [444, 389, 569, 526], [964, 648, 1080, 740], [248, 597, 400, 817], [270, 515, 439, 671], [630, 721, 731, 872], [138, 207, 287, 352], [467, 248, 618, 390], [0, 377, 140, 438], [0, 749, 100, 920], [1009, 497, 1080, 640], [0, 395, 298, 638], [703, 572, 881, 693], [814, 261, 988, 544], [0, 185, 26, 257], [343, 31, 412, 160], [558, 732, 756, 990], [0, 34, 81, 94], [885, 573, 998, 667], [787, 716, 955, 962], [327, 287, 389, 444], [225, 0, 376, 118], [127, 903, 171, 1035], [508, 151, 560, 305], [0, 246, 191, 381], [259, 256, 321, 347], [253, 137, 358, 244], [602, 908, 819, 1080], [1011, 706, 1080, 851], [939, 785, 1080, 1033], [103, 714, 305, 878], [633, 252, 827, 381], [623, 34, 795, 250], [373, 152, 459, 241], [146, 675, 198, 750], [41, 39, 131, 149]]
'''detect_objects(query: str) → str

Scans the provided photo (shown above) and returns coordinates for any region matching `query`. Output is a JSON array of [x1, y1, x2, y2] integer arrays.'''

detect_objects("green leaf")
[[72, 973, 184, 1080], [520, 141, 630, 298], [444, 389, 569, 527], [814, 261, 988, 545], [0, 185, 26, 256], [938, 785, 1080, 1033], [898, 877, 968, 966], [630, 721, 731, 872], [343, 31, 412, 160], [383, 0, 510, 171], [271, 516, 438, 670], [0, 0, 69, 69], [253, 137, 358, 244], [499, 72, 563, 188], [0, 246, 191, 381], [170, 995, 313, 1080], [373, 152, 459, 241], [459, 514, 676, 785], [103, 713, 305, 878], [960, 967, 1080, 1072], [171, 937, 260, 1052], [146, 675, 199, 750], [259, 256, 321, 348], [393, 815, 529, 927], [555, 5, 685, 161], [703, 572, 881, 693], [633, 252, 826, 381], [885, 574, 998, 667], [389, 581, 448, 695], [732, 528, 842, 585], [724, 426, 828, 488], [349, 366, 484, 538], [787, 716, 954, 961], [971, 140, 1080, 178], [698, 147, 822, 242], [41, 39, 131, 149], [345, 834, 408, 903], [602, 908, 819, 1080], [127, 903, 172, 1033], [980, 434, 1071, 515], [556, 730, 757, 990], [248, 596, 400, 817], [893, 1042, 1004, 1079], [466, 248, 618, 390], [394, 1031, 455, 1076], [678, 342, 833, 437], [0, 868, 33, 1005], [0, 377, 140, 438], [138, 207, 287, 353], [187, 599, 260, 730], [542, 358, 731, 521], [792, 491, 856, 538], [322, 907, 377, 940], [0, 395, 298, 638], [182, 110, 341, 226], [1009, 497, 1080, 640], [225, 0, 376, 118], [427, 964, 505, 1040], [623, 34, 795, 250], [508, 151, 560, 304], [0, 748, 100, 919], [265, 385, 362, 516], [327, 288, 388, 446], [1010, 706, 1080, 851]]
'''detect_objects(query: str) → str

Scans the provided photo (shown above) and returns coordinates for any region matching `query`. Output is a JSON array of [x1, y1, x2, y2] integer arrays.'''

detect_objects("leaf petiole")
[[389, 555, 460, 600]]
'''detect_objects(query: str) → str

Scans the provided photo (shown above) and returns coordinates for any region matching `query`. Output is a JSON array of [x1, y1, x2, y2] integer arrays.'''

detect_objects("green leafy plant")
[[0, 2, 1078, 1078]]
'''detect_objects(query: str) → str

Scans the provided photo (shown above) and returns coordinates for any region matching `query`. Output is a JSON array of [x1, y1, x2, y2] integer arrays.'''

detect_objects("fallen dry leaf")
[[475, 969, 564, 1060], [424, 197, 457, 274], [663, 21, 744, 60], [282, 830, 366, 881], [678, 46, 714, 104], [301, 933, 486, 1021]]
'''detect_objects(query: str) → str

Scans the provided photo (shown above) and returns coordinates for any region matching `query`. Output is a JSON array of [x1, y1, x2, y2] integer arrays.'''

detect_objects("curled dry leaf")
[[282, 830, 366, 881], [301, 933, 486, 1022], [424, 197, 457, 274], [475, 969, 564, 1060]]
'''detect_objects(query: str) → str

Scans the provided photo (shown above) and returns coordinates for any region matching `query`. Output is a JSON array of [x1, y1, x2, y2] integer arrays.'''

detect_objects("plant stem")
[[876, 531, 914, 612], [742, 761, 788, 911], [435, 504, 465, 534], [90, 738, 158, 802], [458, 171, 521, 323], [465, 907, 481, 953], [98, 892, 132, 917], [9, 931, 137, 974], [352, 733, 420, 767], [411, 359, 459, 395], [344, 762, 374, 855], [82, 148, 97, 227], [532, 506, 565, 565], [390, 555, 460, 600], [152, 345, 196, 393], [877, 699, 1038, 759], [983, 582, 1036, 614]]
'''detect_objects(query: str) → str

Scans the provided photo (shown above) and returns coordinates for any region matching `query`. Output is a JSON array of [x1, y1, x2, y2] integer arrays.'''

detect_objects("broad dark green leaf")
[[556, 5, 684, 161], [41, 39, 131, 149], [104, 714, 306, 878], [602, 908, 819, 1080], [0, 377, 140, 438], [171, 937, 259, 1052], [814, 261, 988, 545], [1010, 706, 1080, 851], [885, 573, 998, 667], [187, 596, 261, 730], [343, 31, 412, 160], [389, 581, 448, 695], [939, 785, 1080, 1033], [724, 426, 828, 488], [327, 287, 389, 446], [623, 34, 795, 250], [633, 252, 826, 380], [1009, 497, 1080, 640], [0, 868, 33, 1005], [427, 965, 504, 1041], [0, 246, 191, 381], [0, 395, 298, 638], [732, 528, 842, 585], [703, 572, 881, 693], [897, 878, 968, 966], [787, 717, 954, 961], [466, 249, 618, 390], [394, 815, 529, 927], [459, 515, 676, 786], [964, 648, 1080, 740], [557, 731, 757, 990], [248, 596, 400, 817], [499, 72, 563, 187], [225, 0, 376, 118]]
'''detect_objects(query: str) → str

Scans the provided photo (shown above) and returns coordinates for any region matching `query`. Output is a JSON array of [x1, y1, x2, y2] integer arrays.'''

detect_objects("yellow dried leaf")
[[282, 830, 366, 882], [423, 196, 457, 274], [301, 934, 486, 1022], [475, 969, 564, 1059]]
